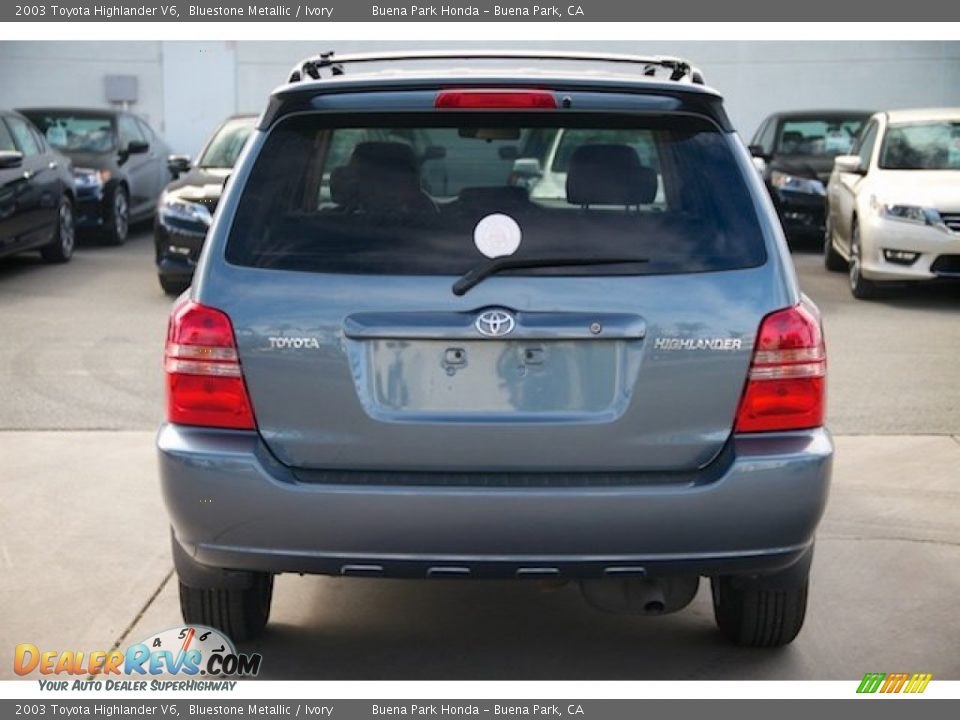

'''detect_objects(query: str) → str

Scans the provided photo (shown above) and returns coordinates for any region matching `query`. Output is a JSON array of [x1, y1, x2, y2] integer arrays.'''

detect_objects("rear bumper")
[[158, 424, 832, 582]]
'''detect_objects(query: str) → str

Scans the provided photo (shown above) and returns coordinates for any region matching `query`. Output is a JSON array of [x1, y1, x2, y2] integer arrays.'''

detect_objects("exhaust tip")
[[643, 600, 666, 614]]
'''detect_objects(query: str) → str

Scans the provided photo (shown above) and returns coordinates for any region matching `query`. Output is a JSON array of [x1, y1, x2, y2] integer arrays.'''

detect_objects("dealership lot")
[[1, 230, 958, 679]]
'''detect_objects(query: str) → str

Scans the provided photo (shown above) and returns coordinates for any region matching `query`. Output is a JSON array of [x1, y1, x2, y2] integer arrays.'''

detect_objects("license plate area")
[[366, 339, 621, 415]]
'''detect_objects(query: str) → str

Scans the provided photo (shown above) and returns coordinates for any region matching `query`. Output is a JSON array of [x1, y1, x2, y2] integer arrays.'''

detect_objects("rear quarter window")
[[225, 112, 767, 277]]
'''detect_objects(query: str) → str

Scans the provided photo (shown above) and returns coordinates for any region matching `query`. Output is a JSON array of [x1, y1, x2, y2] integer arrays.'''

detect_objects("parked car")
[[18, 107, 173, 245], [155, 115, 257, 295], [0, 110, 75, 263], [825, 108, 960, 299], [749, 110, 872, 242], [512, 127, 666, 205], [159, 51, 831, 647]]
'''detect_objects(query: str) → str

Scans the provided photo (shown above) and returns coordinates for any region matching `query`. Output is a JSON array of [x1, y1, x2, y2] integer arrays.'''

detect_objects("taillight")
[[164, 300, 255, 430], [735, 302, 826, 433], [435, 89, 557, 109]]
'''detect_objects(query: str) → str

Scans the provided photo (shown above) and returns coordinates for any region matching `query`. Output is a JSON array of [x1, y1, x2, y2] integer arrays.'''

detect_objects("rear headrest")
[[329, 165, 356, 206], [565, 144, 658, 206], [351, 141, 420, 178]]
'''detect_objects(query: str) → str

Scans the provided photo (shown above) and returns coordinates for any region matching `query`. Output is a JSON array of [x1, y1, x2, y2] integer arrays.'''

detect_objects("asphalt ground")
[[1, 229, 958, 679]]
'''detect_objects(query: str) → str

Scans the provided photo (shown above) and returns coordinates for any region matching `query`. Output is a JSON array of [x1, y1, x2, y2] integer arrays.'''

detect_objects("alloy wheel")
[[114, 191, 129, 241], [59, 200, 75, 256]]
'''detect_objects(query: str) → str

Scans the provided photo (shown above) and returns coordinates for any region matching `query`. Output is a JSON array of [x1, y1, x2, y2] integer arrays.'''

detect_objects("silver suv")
[[159, 51, 832, 648]]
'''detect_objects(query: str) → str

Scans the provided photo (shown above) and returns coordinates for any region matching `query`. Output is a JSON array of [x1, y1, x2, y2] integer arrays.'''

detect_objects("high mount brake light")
[[164, 300, 256, 430], [435, 89, 558, 109], [735, 303, 826, 433]]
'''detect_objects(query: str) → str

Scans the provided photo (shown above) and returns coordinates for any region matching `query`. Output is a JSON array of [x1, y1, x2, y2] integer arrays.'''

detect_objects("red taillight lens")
[[164, 301, 255, 430], [435, 89, 557, 109], [735, 303, 826, 433]]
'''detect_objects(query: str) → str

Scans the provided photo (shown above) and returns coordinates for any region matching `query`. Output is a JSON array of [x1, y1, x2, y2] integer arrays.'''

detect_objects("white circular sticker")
[[473, 213, 522, 259]]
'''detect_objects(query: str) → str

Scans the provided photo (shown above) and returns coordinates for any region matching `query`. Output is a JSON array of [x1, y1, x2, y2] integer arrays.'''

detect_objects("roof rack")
[[287, 50, 705, 86]]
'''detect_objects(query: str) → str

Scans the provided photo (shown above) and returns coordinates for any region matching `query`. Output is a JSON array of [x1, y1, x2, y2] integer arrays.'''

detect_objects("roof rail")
[[287, 50, 705, 86]]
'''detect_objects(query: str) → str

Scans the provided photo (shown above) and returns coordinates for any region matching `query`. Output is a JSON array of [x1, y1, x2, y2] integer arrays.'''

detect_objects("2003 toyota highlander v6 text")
[[158, 51, 833, 648]]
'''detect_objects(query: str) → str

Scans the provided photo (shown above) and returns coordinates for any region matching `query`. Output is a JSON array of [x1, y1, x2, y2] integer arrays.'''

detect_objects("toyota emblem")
[[475, 310, 516, 338]]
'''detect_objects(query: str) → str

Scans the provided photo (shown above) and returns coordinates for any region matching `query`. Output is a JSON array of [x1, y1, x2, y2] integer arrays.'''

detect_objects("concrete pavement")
[[2, 431, 958, 680]]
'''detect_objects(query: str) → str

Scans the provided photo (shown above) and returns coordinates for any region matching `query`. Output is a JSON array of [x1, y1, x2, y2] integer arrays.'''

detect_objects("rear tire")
[[40, 196, 75, 263], [823, 219, 845, 272], [711, 576, 808, 647], [179, 573, 273, 642]]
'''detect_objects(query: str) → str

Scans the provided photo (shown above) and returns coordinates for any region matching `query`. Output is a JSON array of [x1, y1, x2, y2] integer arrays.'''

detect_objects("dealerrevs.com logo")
[[14, 625, 262, 689]]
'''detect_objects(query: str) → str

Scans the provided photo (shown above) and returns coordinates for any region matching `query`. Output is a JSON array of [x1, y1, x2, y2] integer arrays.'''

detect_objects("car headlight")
[[770, 171, 825, 196], [870, 197, 938, 226], [73, 168, 111, 189], [158, 195, 213, 228]]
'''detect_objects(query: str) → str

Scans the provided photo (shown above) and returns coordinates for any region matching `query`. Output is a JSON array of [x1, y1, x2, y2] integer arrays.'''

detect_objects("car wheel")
[[849, 222, 881, 300], [711, 575, 808, 647], [159, 275, 190, 297], [179, 573, 273, 642], [104, 186, 130, 245], [823, 217, 846, 272], [40, 196, 75, 263]]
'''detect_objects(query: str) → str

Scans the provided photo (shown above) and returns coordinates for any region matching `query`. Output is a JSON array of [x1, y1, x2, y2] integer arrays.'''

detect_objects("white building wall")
[[2, 40, 959, 156]]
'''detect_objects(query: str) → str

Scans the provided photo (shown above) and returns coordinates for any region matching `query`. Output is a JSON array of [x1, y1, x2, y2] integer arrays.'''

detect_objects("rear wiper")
[[452, 255, 649, 296]]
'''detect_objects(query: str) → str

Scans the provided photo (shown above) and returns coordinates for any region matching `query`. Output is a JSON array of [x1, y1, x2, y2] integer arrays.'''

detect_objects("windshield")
[[198, 117, 256, 169], [880, 121, 960, 170], [776, 117, 866, 157], [24, 112, 116, 153], [225, 112, 766, 277]]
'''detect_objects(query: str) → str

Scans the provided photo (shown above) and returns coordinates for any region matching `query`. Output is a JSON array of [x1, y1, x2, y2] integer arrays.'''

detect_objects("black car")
[[154, 115, 256, 295], [18, 107, 173, 245], [749, 110, 872, 242], [0, 110, 76, 264]]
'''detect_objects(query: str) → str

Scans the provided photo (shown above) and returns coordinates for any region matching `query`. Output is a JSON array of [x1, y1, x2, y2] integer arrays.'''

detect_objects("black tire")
[[823, 218, 846, 272], [179, 574, 273, 642], [159, 275, 190, 297], [848, 221, 881, 300], [40, 196, 75, 263], [711, 576, 808, 647], [103, 185, 130, 246]]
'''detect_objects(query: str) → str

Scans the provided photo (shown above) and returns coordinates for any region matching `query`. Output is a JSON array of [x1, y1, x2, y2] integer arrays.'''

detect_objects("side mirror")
[[126, 140, 150, 155], [748, 144, 769, 159], [0, 150, 24, 170], [834, 155, 865, 175], [167, 154, 192, 177], [511, 157, 543, 180]]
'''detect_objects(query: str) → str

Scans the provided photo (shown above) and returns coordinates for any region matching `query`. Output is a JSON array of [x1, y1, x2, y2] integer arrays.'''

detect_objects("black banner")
[[0, 700, 958, 719], [3, 0, 956, 22]]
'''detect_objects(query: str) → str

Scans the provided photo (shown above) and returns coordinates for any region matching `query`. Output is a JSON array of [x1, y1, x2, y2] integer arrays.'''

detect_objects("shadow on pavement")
[[241, 578, 797, 680]]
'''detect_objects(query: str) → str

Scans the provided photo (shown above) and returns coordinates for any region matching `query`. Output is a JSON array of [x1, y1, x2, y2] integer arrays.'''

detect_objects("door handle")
[[48, 161, 58, 170], [22, 170, 34, 180]]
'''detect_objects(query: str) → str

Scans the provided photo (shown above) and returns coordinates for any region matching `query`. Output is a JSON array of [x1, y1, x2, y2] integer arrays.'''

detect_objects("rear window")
[[225, 113, 766, 277]]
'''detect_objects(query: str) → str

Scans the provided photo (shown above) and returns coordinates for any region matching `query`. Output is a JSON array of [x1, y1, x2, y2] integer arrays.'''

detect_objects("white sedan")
[[825, 108, 960, 299]]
